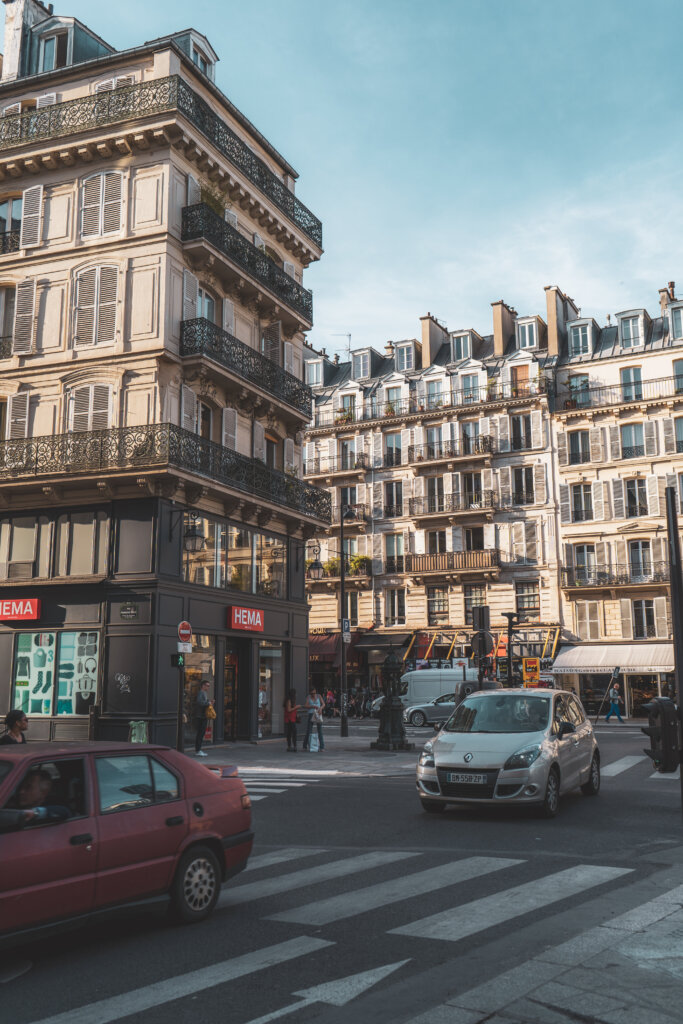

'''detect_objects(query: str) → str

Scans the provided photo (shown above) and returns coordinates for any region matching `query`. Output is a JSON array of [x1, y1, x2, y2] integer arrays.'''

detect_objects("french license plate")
[[447, 772, 487, 785]]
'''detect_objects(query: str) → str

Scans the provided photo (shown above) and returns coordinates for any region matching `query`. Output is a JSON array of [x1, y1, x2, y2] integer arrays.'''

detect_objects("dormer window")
[[306, 361, 322, 386], [192, 46, 212, 76], [40, 32, 68, 72], [517, 322, 536, 349], [451, 333, 470, 361], [395, 344, 414, 372], [621, 315, 640, 348], [671, 306, 683, 340], [352, 352, 370, 379], [569, 324, 589, 356]]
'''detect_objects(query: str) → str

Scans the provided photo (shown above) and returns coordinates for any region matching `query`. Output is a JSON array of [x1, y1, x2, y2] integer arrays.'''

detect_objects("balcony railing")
[[0, 335, 12, 359], [569, 450, 591, 465], [409, 492, 497, 516], [383, 450, 403, 467], [626, 502, 649, 518], [622, 445, 645, 460], [562, 563, 669, 588], [405, 550, 500, 573], [182, 204, 313, 323], [510, 491, 535, 506], [384, 556, 405, 573], [313, 378, 549, 427], [330, 503, 369, 523], [0, 230, 19, 255], [571, 508, 593, 522], [305, 560, 372, 580], [0, 424, 331, 522], [0, 75, 322, 247], [304, 453, 368, 475], [409, 437, 494, 462], [383, 504, 404, 518], [181, 318, 311, 417], [557, 374, 683, 411]]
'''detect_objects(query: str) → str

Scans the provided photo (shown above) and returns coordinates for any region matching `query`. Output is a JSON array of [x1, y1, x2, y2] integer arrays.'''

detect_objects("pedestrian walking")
[[194, 680, 213, 756], [605, 682, 624, 723], [284, 689, 301, 752], [302, 686, 325, 752], [0, 709, 28, 745]]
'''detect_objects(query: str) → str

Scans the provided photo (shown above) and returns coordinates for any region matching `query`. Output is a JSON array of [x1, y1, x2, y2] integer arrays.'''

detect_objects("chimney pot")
[[669, 281, 676, 299], [333, 353, 339, 365], [384, 340, 394, 356]]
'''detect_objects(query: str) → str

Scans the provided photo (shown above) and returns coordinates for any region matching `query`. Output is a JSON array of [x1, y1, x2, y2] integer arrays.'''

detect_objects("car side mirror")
[[557, 721, 575, 738]]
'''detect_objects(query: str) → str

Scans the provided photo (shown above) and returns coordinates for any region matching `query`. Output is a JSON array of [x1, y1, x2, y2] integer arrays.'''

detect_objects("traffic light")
[[472, 605, 490, 632], [171, 653, 185, 668], [642, 697, 680, 773]]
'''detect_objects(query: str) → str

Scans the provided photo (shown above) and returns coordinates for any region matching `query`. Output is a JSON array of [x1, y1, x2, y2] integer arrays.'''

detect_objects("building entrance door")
[[223, 644, 241, 740]]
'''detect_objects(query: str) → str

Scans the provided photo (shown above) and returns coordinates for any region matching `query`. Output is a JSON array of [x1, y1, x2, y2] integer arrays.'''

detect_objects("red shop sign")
[[0, 598, 41, 621], [229, 606, 264, 632]]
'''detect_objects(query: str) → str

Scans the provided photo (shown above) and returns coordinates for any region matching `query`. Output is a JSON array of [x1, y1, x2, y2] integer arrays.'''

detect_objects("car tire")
[[411, 711, 427, 727], [420, 799, 446, 814], [539, 767, 560, 819], [581, 754, 600, 796], [171, 845, 221, 924]]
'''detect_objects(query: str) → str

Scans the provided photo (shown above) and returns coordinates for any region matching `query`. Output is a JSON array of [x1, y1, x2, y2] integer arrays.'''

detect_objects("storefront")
[[551, 643, 674, 717], [308, 631, 366, 695]]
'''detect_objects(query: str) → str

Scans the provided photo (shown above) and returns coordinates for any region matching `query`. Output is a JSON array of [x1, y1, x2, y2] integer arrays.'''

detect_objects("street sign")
[[171, 653, 185, 668], [177, 642, 192, 654], [471, 630, 494, 663], [523, 657, 540, 686], [342, 633, 351, 644], [342, 618, 350, 633], [178, 620, 192, 644]]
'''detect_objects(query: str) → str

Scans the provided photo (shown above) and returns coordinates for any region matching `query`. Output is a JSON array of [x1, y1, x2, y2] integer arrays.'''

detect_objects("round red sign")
[[177, 620, 192, 643]]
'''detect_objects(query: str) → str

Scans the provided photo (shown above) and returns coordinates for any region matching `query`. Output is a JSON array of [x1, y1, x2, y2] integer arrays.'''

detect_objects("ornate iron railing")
[[0, 230, 19, 255], [384, 556, 405, 573], [409, 437, 494, 462], [0, 75, 322, 247], [0, 335, 12, 359], [306, 560, 372, 579], [182, 204, 313, 323], [571, 508, 593, 522], [510, 491, 535, 506], [181, 318, 311, 417], [409, 492, 497, 516], [0, 424, 331, 522], [330, 503, 369, 523], [562, 563, 669, 588], [383, 504, 404, 518], [303, 453, 369, 475], [405, 550, 500, 573], [622, 445, 645, 460], [557, 374, 683, 411]]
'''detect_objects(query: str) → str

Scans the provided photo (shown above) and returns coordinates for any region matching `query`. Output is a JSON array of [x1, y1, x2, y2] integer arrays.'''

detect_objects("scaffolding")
[[404, 624, 562, 672]]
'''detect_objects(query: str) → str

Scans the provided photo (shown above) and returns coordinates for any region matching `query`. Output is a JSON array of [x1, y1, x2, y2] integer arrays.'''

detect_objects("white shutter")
[[94, 79, 116, 93], [186, 174, 201, 206], [525, 521, 537, 562], [611, 479, 625, 518], [2, 103, 21, 115], [592, 480, 604, 521], [666, 473, 681, 513], [589, 428, 603, 462], [71, 386, 91, 432], [20, 185, 43, 248], [304, 441, 315, 472], [531, 411, 542, 448], [74, 268, 97, 347], [283, 261, 296, 278], [115, 75, 135, 88], [222, 298, 235, 336], [222, 408, 237, 450], [644, 420, 658, 457], [372, 432, 382, 468], [12, 279, 36, 355], [533, 463, 545, 504], [498, 415, 510, 452], [224, 208, 238, 229], [483, 467, 493, 500], [253, 421, 266, 462], [620, 599, 633, 639], [181, 385, 197, 433], [512, 522, 524, 561], [283, 341, 294, 375], [81, 175, 102, 238], [284, 437, 295, 472], [91, 385, 111, 430], [595, 540, 609, 568], [615, 538, 628, 569], [372, 481, 382, 516], [7, 393, 29, 439], [647, 476, 661, 517], [372, 534, 382, 574], [663, 418, 676, 454], [253, 232, 266, 252], [499, 465, 511, 506], [183, 269, 199, 322], [97, 266, 118, 344], [36, 93, 57, 108], [559, 484, 570, 524], [102, 172, 123, 234], [609, 424, 621, 461], [654, 597, 669, 638], [557, 432, 568, 466], [652, 536, 666, 566]]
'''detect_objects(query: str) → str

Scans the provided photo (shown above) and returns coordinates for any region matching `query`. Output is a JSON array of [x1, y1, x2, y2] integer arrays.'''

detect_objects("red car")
[[0, 741, 253, 942]]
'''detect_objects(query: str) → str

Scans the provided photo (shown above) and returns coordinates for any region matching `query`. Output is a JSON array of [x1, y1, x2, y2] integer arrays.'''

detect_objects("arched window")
[[81, 172, 123, 238], [73, 266, 118, 347]]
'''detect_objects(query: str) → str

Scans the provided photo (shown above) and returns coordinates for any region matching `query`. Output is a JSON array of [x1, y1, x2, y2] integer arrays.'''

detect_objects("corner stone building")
[[0, 0, 329, 744]]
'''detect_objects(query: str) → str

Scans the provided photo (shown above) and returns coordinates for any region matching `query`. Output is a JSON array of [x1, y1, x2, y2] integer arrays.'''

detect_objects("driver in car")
[[12, 769, 71, 824]]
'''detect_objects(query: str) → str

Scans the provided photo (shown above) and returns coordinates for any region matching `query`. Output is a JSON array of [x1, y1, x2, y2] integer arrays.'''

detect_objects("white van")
[[397, 668, 480, 708]]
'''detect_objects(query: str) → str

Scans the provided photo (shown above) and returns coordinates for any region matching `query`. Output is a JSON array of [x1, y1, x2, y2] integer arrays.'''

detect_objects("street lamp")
[[339, 503, 357, 737], [183, 513, 206, 553], [307, 541, 325, 581]]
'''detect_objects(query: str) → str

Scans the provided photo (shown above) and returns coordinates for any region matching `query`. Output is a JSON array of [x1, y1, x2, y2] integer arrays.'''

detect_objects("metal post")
[[503, 612, 516, 688], [339, 505, 348, 738], [664, 486, 683, 819], [176, 663, 185, 752]]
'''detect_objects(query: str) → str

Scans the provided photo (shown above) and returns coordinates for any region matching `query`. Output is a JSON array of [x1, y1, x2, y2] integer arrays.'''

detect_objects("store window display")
[[13, 632, 100, 717], [258, 641, 285, 736], [183, 635, 216, 745]]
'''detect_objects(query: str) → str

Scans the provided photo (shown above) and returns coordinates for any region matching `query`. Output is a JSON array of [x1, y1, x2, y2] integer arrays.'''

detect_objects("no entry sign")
[[177, 620, 192, 644]]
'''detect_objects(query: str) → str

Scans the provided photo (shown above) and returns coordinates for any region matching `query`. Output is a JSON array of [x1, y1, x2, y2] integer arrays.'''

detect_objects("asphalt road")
[[4, 722, 683, 1024]]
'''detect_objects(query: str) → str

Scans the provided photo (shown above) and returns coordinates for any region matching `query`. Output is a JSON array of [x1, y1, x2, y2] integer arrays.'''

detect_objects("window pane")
[[226, 525, 254, 592], [69, 513, 95, 575], [56, 631, 100, 716], [42, 36, 56, 72], [9, 517, 36, 562], [13, 632, 56, 717], [150, 758, 179, 802], [96, 755, 154, 812]]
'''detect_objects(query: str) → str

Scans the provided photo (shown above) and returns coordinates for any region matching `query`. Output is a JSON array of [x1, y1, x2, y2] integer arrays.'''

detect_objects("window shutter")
[[74, 268, 97, 347], [611, 479, 625, 519], [96, 266, 118, 345], [81, 175, 102, 238], [182, 269, 199, 323], [222, 298, 235, 336], [589, 428, 603, 462], [652, 536, 666, 565], [557, 432, 568, 467], [483, 467, 493, 500], [371, 534, 382, 574], [253, 232, 266, 252], [102, 172, 123, 234], [91, 385, 111, 430], [512, 522, 524, 561], [2, 103, 21, 116], [115, 75, 135, 88], [94, 79, 116, 93], [253, 421, 265, 462], [262, 321, 281, 364], [533, 463, 545, 503], [372, 431, 382, 468], [443, 472, 453, 496], [575, 603, 587, 639], [609, 424, 621, 461], [654, 597, 669, 638], [498, 415, 510, 452], [400, 428, 411, 464], [647, 476, 662, 517], [644, 420, 658, 457], [592, 480, 604, 521], [559, 484, 570, 524], [524, 520, 537, 562], [36, 93, 57, 108], [372, 481, 382, 517], [7, 392, 29, 438], [620, 599, 633, 639], [222, 408, 237, 450], [531, 411, 542, 448], [283, 261, 296, 278], [12, 279, 35, 354], [666, 472, 681, 513], [284, 437, 295, 472], [595, 540, 609, 568], [615, 538, 628, 569], [20, 185, 43, 248], [499, 466, 511, 506], [224, 208, 238, 229], [283, 341, 294, 375], [663, 418, 676, 454], [186, 174, 201, 206], [181, 385, 197, 433]]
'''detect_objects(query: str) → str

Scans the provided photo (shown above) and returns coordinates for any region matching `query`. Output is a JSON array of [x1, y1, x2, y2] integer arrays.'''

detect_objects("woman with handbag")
[[194, 680, 214, 757], [303, 687, 325, 752], [284, 689, 301, 752]]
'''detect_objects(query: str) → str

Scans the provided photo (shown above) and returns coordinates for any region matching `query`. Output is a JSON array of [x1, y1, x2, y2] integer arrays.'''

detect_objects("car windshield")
[[0, 761, 11, 784], [444, 695, 550, 734]]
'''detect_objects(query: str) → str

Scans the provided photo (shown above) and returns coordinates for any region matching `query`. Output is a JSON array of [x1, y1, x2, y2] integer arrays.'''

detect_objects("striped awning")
[[551, 644, 674, 675]]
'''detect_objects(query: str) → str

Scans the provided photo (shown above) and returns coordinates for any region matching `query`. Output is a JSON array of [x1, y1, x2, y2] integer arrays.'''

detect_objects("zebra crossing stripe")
[[246, 788, 288, 795], [391, 864, 633, 942], [268, 856, 523, 926], [247, 849, 326, 872], [219, 851, 419, 909], [602, 755, 647, 776], [244, 781, 309, 788], [650, 767, 681, 780]]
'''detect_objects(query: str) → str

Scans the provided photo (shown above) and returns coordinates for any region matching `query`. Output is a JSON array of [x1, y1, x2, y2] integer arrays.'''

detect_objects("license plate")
[[447, 772, 487, 785]]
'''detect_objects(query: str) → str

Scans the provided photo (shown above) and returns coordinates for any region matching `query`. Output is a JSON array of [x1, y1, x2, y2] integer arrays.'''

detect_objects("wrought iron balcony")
[[569, 449, 591, 465], [383, 504, 404, 518], [0, 230, 19, 255], [182, 204, 313, 324], [510, 491, 535, 506], [383, 450, 403, 467], [304, 453, 369, 475], [181, 318, 311, 418], [404, 550, 500, 574], [305, 559, 372, 580], [562, 563, 669, 588], [0, 75, 322, 248], [384, 556, 405, 573], [626, 502, 649, 518], [571, 508, 593, 522], [0, 335, 12, 359], [409, 492, 497, 516], [622, 445, 645, 460], [0, 424, 331, 523], [330, 503, 369, 523], [409, 437, 494, 462], [557, 374, 683, 411]]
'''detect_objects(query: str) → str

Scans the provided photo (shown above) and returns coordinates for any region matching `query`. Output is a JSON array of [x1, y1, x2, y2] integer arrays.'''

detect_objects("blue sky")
[[16, 0, 683, 356]]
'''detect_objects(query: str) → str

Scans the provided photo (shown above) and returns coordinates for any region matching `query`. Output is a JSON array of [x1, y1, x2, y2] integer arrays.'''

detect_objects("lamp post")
[[339, 504, 356, 738], [176, 512, 206, 752], [371, 645, 414, 751], [502, 611, 520, 687]]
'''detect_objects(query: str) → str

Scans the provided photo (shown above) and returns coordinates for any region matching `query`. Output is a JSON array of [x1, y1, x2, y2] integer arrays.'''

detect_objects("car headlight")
[[504, 744, 542, 770], [419, 749, 435, 768]]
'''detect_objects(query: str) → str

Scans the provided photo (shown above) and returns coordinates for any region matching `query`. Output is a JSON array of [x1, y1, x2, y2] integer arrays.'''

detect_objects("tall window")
[[0, 195, 22, 236], [339, 438, 355, 470], [463, 472, 482, 504], [81, 172, 123, 238], [386, 588, 405, 625], [672, 309, 683, 340], [426, 380, 442, 408], [396, 345, 413, 371], [462, 420, 479, 454], [341, 394, 355, 416], [464, 584, 485, 625], [625, 478, 647, 517], [569, 374, 590, 406], [621, 316, 640, 348], [385, 533, 404, 571], [620, 423, 644, 459], [569, 324, 589, 356], [426, 530, 446, 554], [515, 581, 540, 621], [511, 414, 532, 450], [465, 526, 484, 551], [676, 417, 683, 454], [425, 425, 441, 459], [352, 352, 369, 379], [575, 601, 600, 640], [73, 266, 118, 347], [384, 386, 401, 414], [343, 591, 358, 627], [306, 361, 322, 385], [569, 430, 590, 464], [384, 480, 402, 516], [197, 287, 216, 323], [633, 599, 655, 639], [0, 286, 15, 341], [385, 432, 402, 466], [340, 486, 357, 508], [461, 373, 479, 403], [629, 540, 651, 580], [40, 33, 68, 72], [620, 366, 642, 401], [70, 384, 111, 432], [518, 322, 536, 349], [426, 476, 444, 512], [571, 484, 593, 522], [427, 586, 448, 626], [513, 466, 533, 504], [574, 544, 596, 583], [451, 334, 470, 361]]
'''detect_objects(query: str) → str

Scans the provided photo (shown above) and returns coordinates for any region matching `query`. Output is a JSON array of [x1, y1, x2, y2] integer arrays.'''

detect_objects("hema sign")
[[229, 606, 264, 632], [0, 599, 41, 620]]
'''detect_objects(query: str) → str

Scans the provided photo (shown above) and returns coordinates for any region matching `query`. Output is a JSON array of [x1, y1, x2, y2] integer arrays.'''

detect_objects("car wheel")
[[411, 711, 427, 727], [581, 754, 600, 796], [171, 845, 221, 923], [421, 798, 446, 814], [539, 767, 560, 818]]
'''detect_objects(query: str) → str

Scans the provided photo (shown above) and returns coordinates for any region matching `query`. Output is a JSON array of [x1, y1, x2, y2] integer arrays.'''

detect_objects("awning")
[[551, 644, 674, 675], [308, 634, 341, 662], [353, 632, 412, 650]]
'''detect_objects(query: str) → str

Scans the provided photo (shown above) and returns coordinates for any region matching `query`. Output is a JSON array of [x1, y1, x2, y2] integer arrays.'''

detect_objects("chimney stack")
[[384, 340, 394, 357], [544, 285, 579, 357], [419, 313, 448, 368], [491, 300, 517, 357], [333, 353, 339, 365], [2, 1, 52, 82], [670, 281, 676, 299]]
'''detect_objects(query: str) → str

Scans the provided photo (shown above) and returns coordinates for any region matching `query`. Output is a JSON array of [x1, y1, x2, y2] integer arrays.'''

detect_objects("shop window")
[[12, 631, 100, 717], [183, 634, 216, 746], [258, 641, 285, 737], [226, 524, 254, 592], [256, 533, 287, 597]]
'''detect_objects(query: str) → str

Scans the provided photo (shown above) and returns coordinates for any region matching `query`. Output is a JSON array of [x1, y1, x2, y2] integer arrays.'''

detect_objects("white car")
[[416, 688, 600, 818]]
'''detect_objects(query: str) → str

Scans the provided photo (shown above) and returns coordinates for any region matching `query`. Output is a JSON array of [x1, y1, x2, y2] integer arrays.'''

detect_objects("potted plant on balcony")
[[384, 402, 396, 417], [335, 410, 353, 425], [349, 554, 372, 576], [323, 557, 340, 577], [200, 182, 229, 218]]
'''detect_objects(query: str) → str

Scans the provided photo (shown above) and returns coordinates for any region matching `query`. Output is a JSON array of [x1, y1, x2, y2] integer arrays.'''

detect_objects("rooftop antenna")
[[331, 333, 352, 362]]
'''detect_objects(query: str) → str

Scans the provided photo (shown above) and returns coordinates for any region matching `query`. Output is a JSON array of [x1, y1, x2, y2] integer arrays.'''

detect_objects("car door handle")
[[166, 816, 184, 827], [70, 833, 93, 846]]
